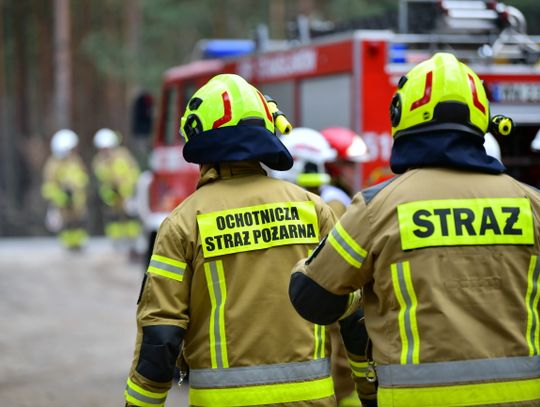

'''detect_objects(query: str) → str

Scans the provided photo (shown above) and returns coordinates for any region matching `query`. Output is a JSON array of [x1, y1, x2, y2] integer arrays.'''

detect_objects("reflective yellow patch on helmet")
[[397, 198, 534, 250]]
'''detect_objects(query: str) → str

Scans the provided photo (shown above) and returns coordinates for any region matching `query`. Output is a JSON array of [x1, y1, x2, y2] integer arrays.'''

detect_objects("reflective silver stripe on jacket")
[[526, 255, 540, 355], [204, 260, 229, 368], [190, 358, 331, 388], [149, 258, 184, 275], [125, 386, 167, 405], [376, 355, 540, 386], [331, 228, 365, 265]]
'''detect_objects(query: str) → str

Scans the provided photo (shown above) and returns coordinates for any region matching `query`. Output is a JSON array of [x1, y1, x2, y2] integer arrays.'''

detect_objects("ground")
[[0, 237, 189, 406]]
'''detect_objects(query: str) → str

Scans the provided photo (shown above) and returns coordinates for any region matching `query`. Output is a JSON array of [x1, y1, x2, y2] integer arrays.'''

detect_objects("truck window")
[[300, 74, 351, 129], [164, 86, 179, 145]]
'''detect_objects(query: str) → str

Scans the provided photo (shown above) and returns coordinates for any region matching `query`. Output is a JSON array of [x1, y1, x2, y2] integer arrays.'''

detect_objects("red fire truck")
[[136, 1, 540, 260]]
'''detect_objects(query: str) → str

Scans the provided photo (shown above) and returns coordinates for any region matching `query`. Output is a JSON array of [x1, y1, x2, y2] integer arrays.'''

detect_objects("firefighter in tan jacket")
[[289, 52, 540, 407], [125, 74, 351, 406]]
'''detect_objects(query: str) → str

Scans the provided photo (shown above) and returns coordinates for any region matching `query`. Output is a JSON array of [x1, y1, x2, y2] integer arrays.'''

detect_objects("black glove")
[[361, 398, 378, 407]]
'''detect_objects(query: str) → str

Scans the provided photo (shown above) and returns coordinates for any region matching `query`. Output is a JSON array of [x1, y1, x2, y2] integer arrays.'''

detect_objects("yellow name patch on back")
[[397, 198, 534, 250], [197, 201, 319, 258]]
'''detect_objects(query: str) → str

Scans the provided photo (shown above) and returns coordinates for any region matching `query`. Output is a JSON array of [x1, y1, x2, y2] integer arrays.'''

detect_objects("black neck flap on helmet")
[[390, 129, 505, 174], [182, 124, 293, 171]]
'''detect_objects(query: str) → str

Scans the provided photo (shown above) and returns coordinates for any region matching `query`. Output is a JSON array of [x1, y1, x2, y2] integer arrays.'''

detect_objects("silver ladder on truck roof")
[[397, 0, 540, 65]]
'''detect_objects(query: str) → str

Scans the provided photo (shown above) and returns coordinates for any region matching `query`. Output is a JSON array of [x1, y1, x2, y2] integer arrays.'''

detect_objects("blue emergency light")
[[201, 40, 255, 59]]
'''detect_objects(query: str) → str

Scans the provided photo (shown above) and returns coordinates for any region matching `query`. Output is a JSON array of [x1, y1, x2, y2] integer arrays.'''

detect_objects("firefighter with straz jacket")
[[289, 52, 540, 407], [125, 74, 359, 406]]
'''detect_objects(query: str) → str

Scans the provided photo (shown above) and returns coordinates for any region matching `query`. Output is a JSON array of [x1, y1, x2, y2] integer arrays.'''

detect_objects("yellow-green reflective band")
[[105, 222, 123, 239], [125, 220, 142, 238], [341, 290, 361, 318], [349, 359, 369, 378], [526, 256, 540, 355], [391, 262, 420, 364], [313, 324, 326, 359], [42, 183, 67, 205], [327, 222, 367, 268], [204, 261, 229, 368], [296, 173, 331, 188], [190, 358, 331, 387], [197, 201, 319, 258], [60, 229, 87, 248], [377, 376, 540, 407], [124, 378, 167, 407], [189, 376, 334, 407], [147, 254, 186, 282], [398, 197, 534, 250]]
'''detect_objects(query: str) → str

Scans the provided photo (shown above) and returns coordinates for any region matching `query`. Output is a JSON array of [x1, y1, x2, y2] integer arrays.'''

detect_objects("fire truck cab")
[[136, 0, 540, 262]]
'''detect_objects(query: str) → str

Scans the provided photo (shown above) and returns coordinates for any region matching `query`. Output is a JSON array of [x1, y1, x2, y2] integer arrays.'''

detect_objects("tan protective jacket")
[[126, 161, 338, 407], [294, 167, 540, 407]]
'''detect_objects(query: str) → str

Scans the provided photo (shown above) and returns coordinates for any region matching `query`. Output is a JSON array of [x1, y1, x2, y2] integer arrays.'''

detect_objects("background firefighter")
[[41, 129, 89, 250], [320, 127, 372, 198], [92, 128, 141, 250]]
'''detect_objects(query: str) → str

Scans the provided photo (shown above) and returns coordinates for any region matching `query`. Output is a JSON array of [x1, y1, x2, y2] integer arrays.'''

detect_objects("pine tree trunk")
[[53, 0, 71, 129]]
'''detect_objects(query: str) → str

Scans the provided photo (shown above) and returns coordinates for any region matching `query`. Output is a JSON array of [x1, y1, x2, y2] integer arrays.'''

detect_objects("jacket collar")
[[197, 161, 267, 188]]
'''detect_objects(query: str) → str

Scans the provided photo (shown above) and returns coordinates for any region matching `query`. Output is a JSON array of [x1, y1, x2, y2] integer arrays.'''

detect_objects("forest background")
[[1, 0, 539, 236]]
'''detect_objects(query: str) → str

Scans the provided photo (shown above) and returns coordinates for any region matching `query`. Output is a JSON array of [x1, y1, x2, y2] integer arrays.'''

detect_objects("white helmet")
[[272, 127, 336, 188], [51, 129, 79, 158], [93, 128, 120, 149], [484, 132, 502, 161]]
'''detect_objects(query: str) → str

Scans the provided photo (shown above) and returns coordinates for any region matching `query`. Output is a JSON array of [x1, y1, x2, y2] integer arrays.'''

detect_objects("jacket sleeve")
[[125, 217, 192, 407], [289, 193, 373, 325]]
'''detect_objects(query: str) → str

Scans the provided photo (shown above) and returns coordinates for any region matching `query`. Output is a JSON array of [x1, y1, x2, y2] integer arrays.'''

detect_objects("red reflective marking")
[[468, 73, 486, 115], [257, 91, 273, 122], [410, 71, 433, 111], [212, 91, 232, 128]]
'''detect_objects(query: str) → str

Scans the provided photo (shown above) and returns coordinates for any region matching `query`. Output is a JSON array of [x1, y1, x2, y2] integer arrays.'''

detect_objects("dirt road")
[[0, 237, 188, 406]]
